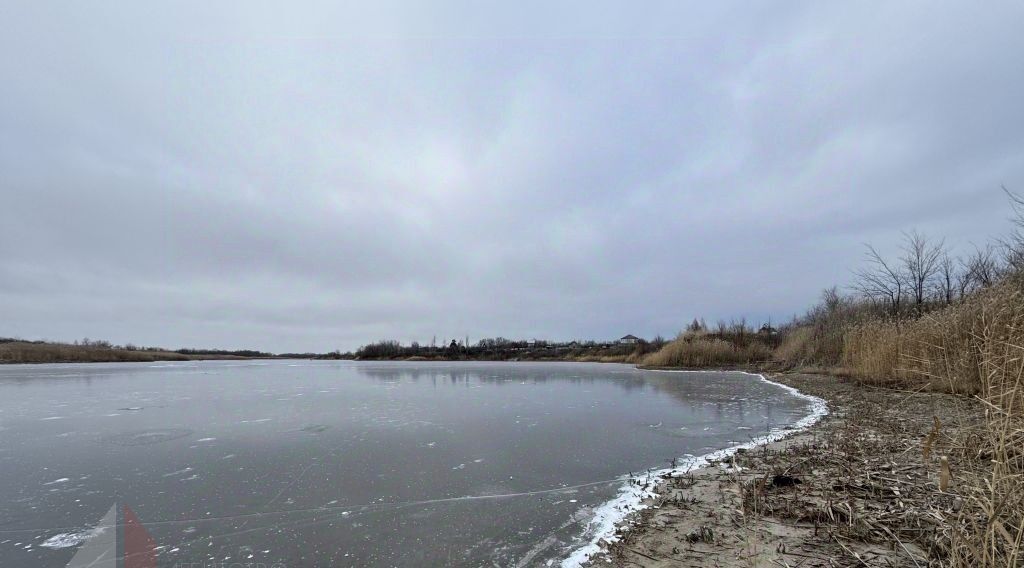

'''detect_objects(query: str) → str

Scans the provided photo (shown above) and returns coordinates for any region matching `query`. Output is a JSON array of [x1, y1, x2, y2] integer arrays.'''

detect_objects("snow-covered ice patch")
[[40, 527, 105, 549], [43, 478, 69, 486]]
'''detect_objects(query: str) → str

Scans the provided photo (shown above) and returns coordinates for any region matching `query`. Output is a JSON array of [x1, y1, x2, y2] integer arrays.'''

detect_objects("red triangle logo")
[[122, 505, 156, 568]]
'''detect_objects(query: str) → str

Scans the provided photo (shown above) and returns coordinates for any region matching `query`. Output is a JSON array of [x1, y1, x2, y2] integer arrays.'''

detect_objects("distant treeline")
[[351, 336, 670, 362], [174, 348, 274, 358], [0, 335, 366, 364]]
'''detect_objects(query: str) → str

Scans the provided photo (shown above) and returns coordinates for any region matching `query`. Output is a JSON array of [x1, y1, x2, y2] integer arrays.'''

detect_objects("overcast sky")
[[2, 2, 1023, 352]]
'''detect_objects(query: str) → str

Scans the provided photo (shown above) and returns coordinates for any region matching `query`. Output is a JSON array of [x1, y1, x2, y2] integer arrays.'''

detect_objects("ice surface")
[[0, 361, 818, 568]]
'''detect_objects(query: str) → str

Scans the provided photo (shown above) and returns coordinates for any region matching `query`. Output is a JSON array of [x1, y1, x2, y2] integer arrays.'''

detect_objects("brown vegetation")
[[761, 194, 1024, 567], [0, 341, 192, 363], [781, 279, 1024, 567], [638, 317, 780, 368], [623, 190, 1024, 566], [640, 333, 773, 368], [0, 339, 265, 364]]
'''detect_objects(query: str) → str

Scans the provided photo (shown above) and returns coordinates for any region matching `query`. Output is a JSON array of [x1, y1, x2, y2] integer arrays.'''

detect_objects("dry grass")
[[774, 325, 814, 363], [573, 354, 633, 363], [0, 341, 192, 363], [775, 279, 1024, 567], [776, 295, 884, 368], [842, 320, 905, 387], [640, 336, 772, 368]]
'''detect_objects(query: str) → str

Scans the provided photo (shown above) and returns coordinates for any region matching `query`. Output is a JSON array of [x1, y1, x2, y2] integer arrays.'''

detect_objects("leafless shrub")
[[853, 244, 906, 316]]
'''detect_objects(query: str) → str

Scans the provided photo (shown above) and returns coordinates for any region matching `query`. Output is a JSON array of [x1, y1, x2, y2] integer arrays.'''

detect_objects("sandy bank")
[[580, 372, 984, 567]]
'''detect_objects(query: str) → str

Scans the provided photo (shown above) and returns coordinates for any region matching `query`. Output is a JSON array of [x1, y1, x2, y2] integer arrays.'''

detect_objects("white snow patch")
[[40, 527, 105, 549], [43, 478, 69, 486]]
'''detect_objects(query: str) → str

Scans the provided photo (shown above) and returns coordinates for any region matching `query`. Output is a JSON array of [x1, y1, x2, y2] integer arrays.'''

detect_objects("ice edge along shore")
[[559, 370, 830, 568]]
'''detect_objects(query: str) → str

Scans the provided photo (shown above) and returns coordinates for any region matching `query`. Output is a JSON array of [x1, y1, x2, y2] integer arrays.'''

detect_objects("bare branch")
[[852, 244, 904, 315], [900, 229, 944, 308]]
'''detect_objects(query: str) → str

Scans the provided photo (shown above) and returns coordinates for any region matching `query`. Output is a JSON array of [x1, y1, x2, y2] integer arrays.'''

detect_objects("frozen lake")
[[0, 360, 815, 567]]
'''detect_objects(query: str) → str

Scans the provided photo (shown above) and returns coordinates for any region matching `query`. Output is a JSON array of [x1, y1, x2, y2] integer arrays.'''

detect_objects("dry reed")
[[640, 337, 772, 368], [0, 341, 192, 363], [776, 278, 1024, 567]]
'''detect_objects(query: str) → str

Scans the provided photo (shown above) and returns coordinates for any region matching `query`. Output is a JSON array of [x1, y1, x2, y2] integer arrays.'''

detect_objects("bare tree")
[[963, 243, 1000, 291], [853, 244, 904, 315], [935, 253, 958, 304], [731, 317, 749, 338], [1002, 186, 1024, 270], [901, 230, 945, 309], [956, 255, 975, 299]]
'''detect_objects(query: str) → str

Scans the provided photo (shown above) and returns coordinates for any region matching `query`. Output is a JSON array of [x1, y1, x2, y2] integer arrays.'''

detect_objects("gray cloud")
[[2, 2, 1023, 351]]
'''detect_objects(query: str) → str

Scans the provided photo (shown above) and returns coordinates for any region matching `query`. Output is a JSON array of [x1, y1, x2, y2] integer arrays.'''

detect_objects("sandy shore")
[[580, 372, 984, 568]]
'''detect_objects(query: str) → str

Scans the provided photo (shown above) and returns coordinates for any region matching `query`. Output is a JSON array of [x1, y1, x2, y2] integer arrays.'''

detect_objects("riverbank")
[[0, 341, 259, 364], [580, 372, 988, 568]]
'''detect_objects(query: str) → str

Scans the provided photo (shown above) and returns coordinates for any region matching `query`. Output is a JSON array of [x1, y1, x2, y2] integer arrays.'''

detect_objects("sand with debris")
[[582, 373, 984, 567]]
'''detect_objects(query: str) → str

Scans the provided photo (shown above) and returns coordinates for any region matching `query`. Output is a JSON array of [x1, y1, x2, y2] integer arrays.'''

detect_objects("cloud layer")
[[2, 2, 1023, 351]]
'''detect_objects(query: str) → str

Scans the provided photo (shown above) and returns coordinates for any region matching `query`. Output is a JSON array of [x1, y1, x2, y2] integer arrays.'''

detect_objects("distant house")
[[618, 334, 640, 345]]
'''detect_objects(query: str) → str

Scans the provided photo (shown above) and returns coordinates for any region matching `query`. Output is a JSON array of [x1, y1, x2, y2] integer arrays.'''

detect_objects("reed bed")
[[636, 273, 1024, 565], [778, 279, 1024, 567], [0, 341, 192, 363], [640, 335, 772, 368]]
